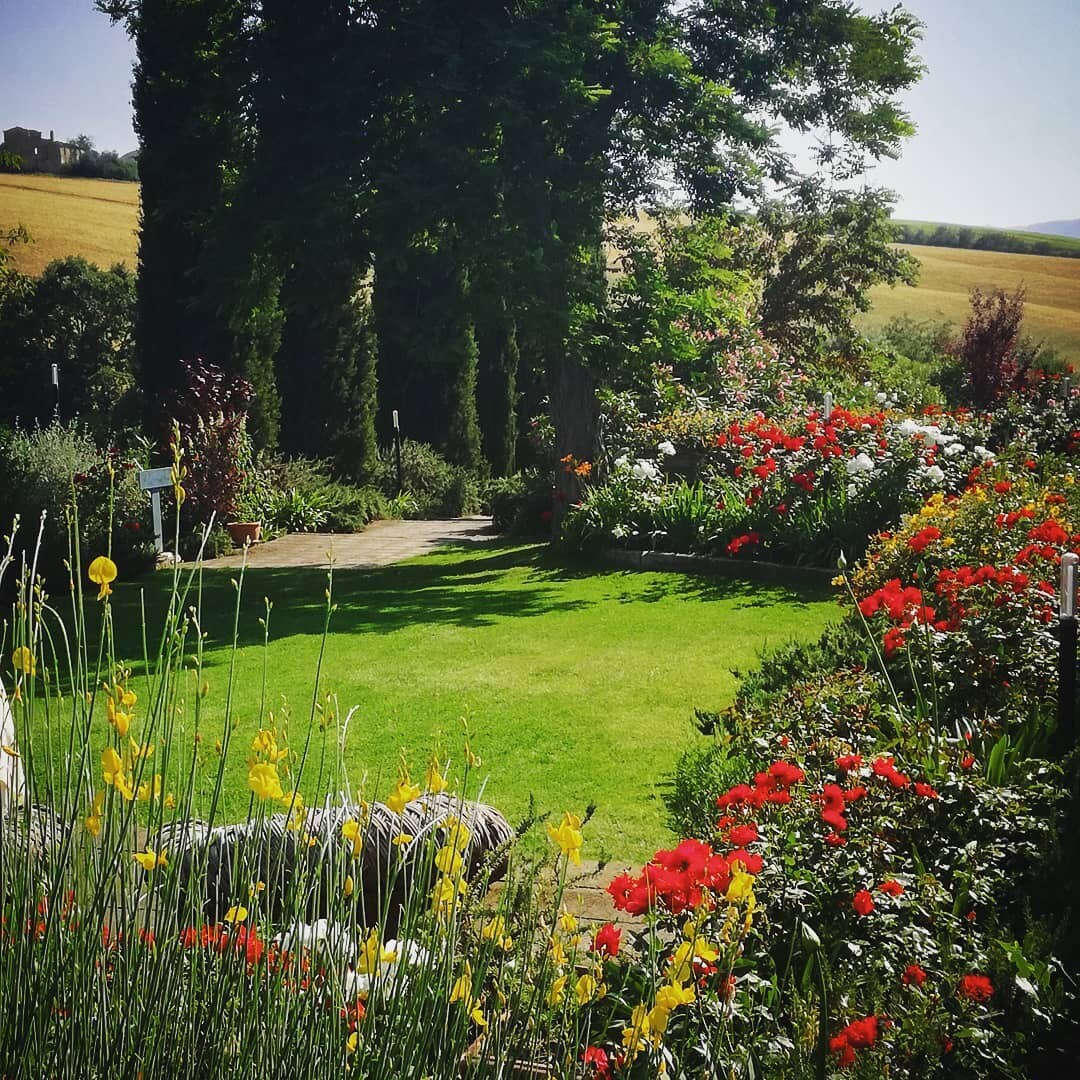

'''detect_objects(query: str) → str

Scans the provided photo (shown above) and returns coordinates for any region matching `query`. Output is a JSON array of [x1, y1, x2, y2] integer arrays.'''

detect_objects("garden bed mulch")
[[602, 548, 837, 586]]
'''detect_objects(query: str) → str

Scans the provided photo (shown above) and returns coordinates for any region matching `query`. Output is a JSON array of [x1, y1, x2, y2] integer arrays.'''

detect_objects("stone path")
[[202, 516, 494, 569]]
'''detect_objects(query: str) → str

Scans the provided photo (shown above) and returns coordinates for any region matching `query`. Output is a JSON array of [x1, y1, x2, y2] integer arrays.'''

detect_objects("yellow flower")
[[101, 746, 125, 786], [343, 874, 355, 899], [480, 915, 513, 951], [341, 818, 363, 858], [346, 1032, 358, 1055], [549, 936, 568, 968], [449, 961, 473, 1004], [252, 728, 287, 761], [281, 790, 305, 831], [386, 775, 421, 814], [136, 774, 163, 803], [622, 1004, 652, 1054], [247, 762, 283, 801], [11, 646, 35, 676], [164, 792, 176, 810], [87, 555, 118, 601], [547, 974, 567, 1006], [667, 937, 719, 985], [558, 907, 579, 934], [546, 812, 583, 865], [434, 845, 464, 878], [129, 738, 153, 761], [424, 755, 448, 794], [356, 928, 398, 975], [575, 973, 598, 1006], [2, 744, 20, 758], [133, 848, 166, 873], [224, 905, 247, 923], [655, 981, 695, 1013], [85, 792, 104, 838], [392, 832, 414, 848], [120, 687, 137, 708], [726, 864, 755, 904], [441, 817, 470, 852]]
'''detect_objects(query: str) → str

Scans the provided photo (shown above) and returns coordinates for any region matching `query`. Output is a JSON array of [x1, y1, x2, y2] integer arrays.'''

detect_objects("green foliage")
[[253, 456, 385, 534], [0, 150, 23, 173], [372, 440, 482, 519], [742, 186, 920, 359], [60, 135, 139, 181], [0, 257, 138, 436], [0, 423, 153, 587], [485, 472, 552, 536], [266, 488, 328, 533], [895, 219, 1080, 259]]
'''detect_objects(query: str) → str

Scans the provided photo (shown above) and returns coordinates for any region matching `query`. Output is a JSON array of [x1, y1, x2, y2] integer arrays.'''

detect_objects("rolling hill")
[[1025, 218, 1080, 239], [0, 173, 138, 276], [862, 245, 1080, 366]]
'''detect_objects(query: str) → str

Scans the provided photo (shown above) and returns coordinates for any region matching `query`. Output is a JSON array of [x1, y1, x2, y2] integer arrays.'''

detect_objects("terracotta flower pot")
[[225, 521, 262, 547]]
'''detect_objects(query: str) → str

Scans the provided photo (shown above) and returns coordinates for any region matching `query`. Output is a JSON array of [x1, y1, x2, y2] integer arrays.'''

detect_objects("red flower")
[[960, 753, 976, 770], [908, 526, 942, 554], [830, 1015, 879, 1068], [820, 783, 848, 832], [914, 782, 939, 799], [902, 964, 927, 987], [726, 822, 759, 847], [883, 627, 906, 657], [581, 1046, 611, 1077], [877, 880, 904, 897], [852, 889, 875, 916], [835, 754, 863, 773], [994, 481, 1012, 493], [592, 923, 621, 958], [824, 832, 847, 847], [958, 974, 994, 1003], [872, 756, 910, 789]]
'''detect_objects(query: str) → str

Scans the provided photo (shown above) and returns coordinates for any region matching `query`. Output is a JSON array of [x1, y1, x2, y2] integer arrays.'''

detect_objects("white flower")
[[275, 919, 354, 961], [944, 441, 964, 457], [974, 445, 995, 462], [846, 483, 858, 497], [657, 440, 676, 457], [631, 459, 659, 482], [845, 452, 875, 476], [898, 418, 920, 437], [923, 464, 945, 485], [875, 392, 888, 404], [611, 524, 629, 539], [613, 454, 629, 469]]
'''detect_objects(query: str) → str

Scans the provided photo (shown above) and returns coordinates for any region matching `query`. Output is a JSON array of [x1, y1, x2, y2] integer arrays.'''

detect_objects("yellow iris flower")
[[87, 555, 118, 600], [546, 812, 583, 865], [247, 762, 283, 801], [11, 646, 35, 676]]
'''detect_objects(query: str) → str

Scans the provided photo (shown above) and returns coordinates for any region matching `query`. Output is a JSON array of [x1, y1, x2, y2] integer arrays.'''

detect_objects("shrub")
[[252, 456, 385, 533], [0, 423, 154, 590], [372, 440, 481, 518], [485, 472, 553, 536], [170, 359, 254, 527], [958, 287, 1030, 406], [266, 487, 329, 533]]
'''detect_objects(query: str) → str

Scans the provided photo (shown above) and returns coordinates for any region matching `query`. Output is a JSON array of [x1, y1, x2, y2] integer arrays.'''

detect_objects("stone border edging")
[[602, 547, 837, 585]]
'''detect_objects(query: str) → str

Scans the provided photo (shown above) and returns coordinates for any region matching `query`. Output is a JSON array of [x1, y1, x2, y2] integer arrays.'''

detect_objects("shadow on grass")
[[97, 538, 837, 666]]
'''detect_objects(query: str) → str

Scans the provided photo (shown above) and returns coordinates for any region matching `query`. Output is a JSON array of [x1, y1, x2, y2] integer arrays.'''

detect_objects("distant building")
[[0, 126, 79, 173]]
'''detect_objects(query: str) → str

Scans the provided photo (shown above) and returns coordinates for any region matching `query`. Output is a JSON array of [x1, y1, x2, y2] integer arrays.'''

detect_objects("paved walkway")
[[203, 516, 494, 569]]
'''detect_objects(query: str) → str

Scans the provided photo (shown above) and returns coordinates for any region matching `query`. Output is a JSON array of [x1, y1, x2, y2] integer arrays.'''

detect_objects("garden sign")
[[138, 466, 173, 554]]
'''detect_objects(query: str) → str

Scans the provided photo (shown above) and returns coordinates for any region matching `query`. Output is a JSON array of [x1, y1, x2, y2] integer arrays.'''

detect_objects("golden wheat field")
[[862, 245, 1080, 364], [0, 173, 139, 276], [2, 176, 1078, 365]]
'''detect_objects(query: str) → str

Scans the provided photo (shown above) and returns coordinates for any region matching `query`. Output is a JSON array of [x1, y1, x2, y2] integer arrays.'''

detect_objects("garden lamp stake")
[[393, 409, 404, 495], [1058, 552, 1078, 753], [823, 391, 833, 422], [51, 363, 60, 422]]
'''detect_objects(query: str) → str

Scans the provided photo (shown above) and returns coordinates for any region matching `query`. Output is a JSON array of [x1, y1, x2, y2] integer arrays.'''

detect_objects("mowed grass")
[[862, 245, 1080, 365], [0, 173, 139, 275], [34, 542, 838, 863]]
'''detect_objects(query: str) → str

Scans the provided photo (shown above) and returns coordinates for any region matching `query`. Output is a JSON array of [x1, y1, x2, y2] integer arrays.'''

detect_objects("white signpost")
[[138, 467, 173, 554]]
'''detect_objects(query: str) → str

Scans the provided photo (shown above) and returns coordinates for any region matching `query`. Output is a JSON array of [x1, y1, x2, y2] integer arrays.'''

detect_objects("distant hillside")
[[893, 219, 1080, 259], [1025, 218, 1080, 239], [862, 245, 1080, 367], [0, 173, 138, 275]]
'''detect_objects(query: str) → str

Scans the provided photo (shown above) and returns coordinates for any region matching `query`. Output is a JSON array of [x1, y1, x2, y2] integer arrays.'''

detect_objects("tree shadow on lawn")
[[103, 540, 592, 659], [624, 568, 839, 610]]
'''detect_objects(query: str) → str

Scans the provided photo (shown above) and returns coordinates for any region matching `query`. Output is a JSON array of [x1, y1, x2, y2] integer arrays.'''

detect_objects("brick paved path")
[[203, 516, 494, 569]]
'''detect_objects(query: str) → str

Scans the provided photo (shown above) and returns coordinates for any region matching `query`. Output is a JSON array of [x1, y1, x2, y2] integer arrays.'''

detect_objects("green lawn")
[[42, 541, 838, 862]]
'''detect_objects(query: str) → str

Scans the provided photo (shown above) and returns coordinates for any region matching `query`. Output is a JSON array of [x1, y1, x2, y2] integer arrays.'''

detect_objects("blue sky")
[[0, 0, 1076, 227]]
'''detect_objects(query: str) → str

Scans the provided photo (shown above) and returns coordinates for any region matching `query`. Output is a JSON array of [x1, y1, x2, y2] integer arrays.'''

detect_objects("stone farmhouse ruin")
[[1, 126, 79, 172]]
